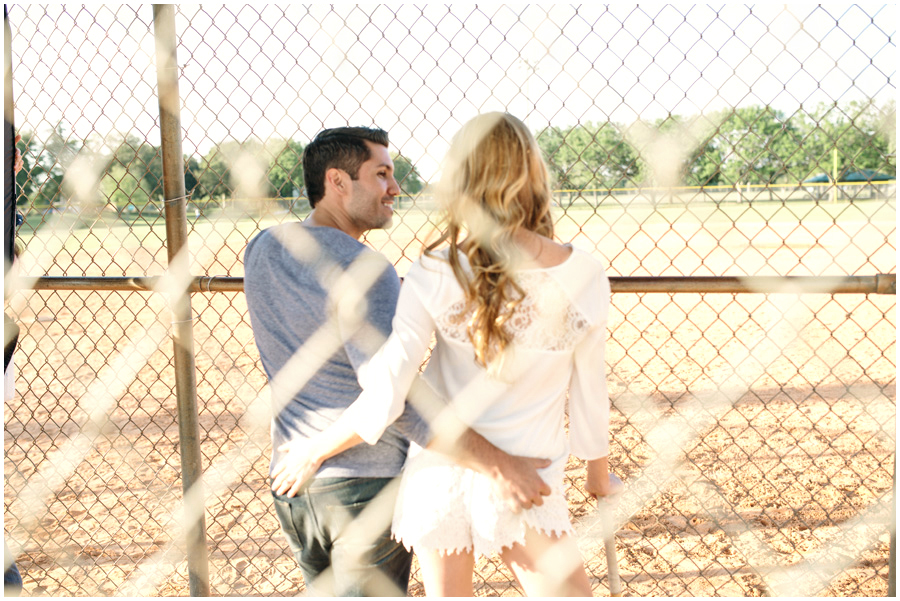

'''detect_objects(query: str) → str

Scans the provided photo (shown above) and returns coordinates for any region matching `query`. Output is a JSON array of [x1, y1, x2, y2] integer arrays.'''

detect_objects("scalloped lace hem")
[[395, 522, 574, 558], [390, 448, 574, 558]]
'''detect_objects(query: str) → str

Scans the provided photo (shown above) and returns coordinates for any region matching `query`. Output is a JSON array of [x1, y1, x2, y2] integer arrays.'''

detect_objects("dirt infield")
[[4, 283, 893, 596], [3, 204, 896, 596]]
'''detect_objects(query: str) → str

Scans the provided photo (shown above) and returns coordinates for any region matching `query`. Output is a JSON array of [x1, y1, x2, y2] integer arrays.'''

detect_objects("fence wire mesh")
[[4, 4, 896, 597]]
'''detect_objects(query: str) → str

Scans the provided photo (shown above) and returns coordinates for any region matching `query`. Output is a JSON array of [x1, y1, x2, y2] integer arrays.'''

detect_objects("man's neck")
[[305, 207, 362, 240]]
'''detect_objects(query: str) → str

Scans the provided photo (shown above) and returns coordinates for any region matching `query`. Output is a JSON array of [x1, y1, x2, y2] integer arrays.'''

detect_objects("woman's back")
[[406, 245, 611, 478]]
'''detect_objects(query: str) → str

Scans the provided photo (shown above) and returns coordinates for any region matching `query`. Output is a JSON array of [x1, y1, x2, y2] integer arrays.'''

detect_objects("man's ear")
[[324, 167, 348, 196]]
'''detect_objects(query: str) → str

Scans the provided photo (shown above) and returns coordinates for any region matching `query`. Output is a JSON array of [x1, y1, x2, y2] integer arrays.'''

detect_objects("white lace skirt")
[[391, 447, 573, 558]]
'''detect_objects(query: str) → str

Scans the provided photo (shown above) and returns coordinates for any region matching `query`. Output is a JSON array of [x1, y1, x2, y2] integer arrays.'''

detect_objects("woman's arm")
[[585, 456, 611, 498], [270, 414, 364, 497], [569, 267, 615, 499], [270, 379, 557, 509]]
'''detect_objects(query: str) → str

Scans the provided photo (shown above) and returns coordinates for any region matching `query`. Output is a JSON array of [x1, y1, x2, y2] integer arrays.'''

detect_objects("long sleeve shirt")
[[244, 223, 429, 479], [344, 245, 611, 482]]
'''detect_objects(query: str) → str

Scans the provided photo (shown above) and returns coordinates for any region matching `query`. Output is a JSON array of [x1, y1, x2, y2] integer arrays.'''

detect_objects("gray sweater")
[[244, 222, 429, 479]]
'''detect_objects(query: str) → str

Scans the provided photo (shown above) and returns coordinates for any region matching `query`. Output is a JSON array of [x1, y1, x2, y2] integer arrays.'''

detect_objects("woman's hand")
[[587, 472, 624, 500], [585, 456, 623, 500], [270, 438, 326, 497], [270, 418, 365, 497]]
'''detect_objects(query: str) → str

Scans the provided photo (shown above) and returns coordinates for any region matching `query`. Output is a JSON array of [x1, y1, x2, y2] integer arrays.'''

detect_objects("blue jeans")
[[4, 541, 22, 596], [272, 477, 411, 597]]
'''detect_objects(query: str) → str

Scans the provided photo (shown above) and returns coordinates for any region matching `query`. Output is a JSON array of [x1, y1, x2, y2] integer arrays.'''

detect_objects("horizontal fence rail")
[[23, 274, 899, 295]]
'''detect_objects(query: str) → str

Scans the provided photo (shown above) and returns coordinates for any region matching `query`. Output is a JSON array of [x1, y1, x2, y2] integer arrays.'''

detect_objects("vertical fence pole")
[[152, 5, 210, 596]]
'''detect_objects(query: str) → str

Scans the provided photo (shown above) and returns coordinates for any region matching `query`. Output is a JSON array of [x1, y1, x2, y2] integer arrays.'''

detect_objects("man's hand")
[[14, 135, 23, 174], [270, 439, 324, 498], [487, 453, 553, 514], [409, 382, 553, 514], [430, 425, 552, 514]]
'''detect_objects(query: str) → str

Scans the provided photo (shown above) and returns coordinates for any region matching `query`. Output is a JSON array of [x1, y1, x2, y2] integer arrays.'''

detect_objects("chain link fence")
[[4, 4, 895, 596]]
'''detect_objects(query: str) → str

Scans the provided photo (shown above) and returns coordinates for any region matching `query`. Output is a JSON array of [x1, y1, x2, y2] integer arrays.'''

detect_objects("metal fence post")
[[152, 5, 210, 596]]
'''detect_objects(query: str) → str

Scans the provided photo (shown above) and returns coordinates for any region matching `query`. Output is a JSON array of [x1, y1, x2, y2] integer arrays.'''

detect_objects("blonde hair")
[[426, 112, 554, 369]]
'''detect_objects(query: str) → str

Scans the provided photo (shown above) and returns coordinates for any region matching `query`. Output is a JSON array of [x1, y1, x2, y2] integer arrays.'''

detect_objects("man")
[[244, 127, 550, 596]]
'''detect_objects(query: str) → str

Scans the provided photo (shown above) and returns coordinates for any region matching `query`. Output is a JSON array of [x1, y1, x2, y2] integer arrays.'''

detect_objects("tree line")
[[537, 100, 895, 190], [15, 99, 895, 213], [15, 130, 424, 213]]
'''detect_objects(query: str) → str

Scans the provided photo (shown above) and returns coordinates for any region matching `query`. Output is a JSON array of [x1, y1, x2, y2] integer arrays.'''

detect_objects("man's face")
[[345, 141, 400, 233]]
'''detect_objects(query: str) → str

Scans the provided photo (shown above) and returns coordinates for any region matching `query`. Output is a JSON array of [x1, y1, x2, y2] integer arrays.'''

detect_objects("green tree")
[[101, 133, 163, 209], [538, 124, 591, 189], [684, 131, 724, 187], [847, 99, 895, 176], [595, 123, 643, 188], [196, 145, 234, 201], [14, 131, 43, 205], [537, 122, 641, 190], [392, 153, 423, 195], [711, 105, 801, 185], [20, 123, 84, 209], [646, 114, 725, 187], [184, 155, 202, 197], [202, 140, 272, 197], [268, 138, 305, 199], [101, 162, 149, 211], [797, 100, 896, 181]]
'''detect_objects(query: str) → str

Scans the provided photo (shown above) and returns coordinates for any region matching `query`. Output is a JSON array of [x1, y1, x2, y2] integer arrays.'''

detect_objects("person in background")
[[3, 241, 24, 597], [4, 136, 25, 596], [243, 126, 554, 596]]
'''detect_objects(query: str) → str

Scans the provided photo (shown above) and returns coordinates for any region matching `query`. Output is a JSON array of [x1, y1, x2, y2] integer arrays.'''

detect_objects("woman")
[[289, 112, 615, 596]]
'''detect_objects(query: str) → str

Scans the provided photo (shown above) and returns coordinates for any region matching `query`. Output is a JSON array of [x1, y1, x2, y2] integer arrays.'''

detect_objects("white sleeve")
[[342, 265, 437, 445], [567, 277, 611, 459]]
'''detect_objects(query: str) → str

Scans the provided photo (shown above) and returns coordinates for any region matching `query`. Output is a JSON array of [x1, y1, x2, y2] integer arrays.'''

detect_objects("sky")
[[8, 3, 896, 180]]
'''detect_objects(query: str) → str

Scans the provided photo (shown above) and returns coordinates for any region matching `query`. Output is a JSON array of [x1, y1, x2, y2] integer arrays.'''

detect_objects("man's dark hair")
[[302, 127, 389, 208]]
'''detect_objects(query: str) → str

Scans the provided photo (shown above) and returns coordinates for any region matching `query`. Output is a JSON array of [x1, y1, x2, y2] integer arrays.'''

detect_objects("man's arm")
[[433, 427, 552, 513], [273, 409, 552, 511], [405, 378, 551, 513], [273, 377, 552, 512]]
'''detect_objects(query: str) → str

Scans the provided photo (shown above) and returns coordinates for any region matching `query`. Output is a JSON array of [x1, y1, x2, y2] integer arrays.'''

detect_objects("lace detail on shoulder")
[[435, 271, 590, 351], [434, 300, 471, 343]]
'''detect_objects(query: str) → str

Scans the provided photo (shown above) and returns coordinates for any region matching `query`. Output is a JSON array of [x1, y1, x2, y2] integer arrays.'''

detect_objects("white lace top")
[[344, 245, 611, 479]]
